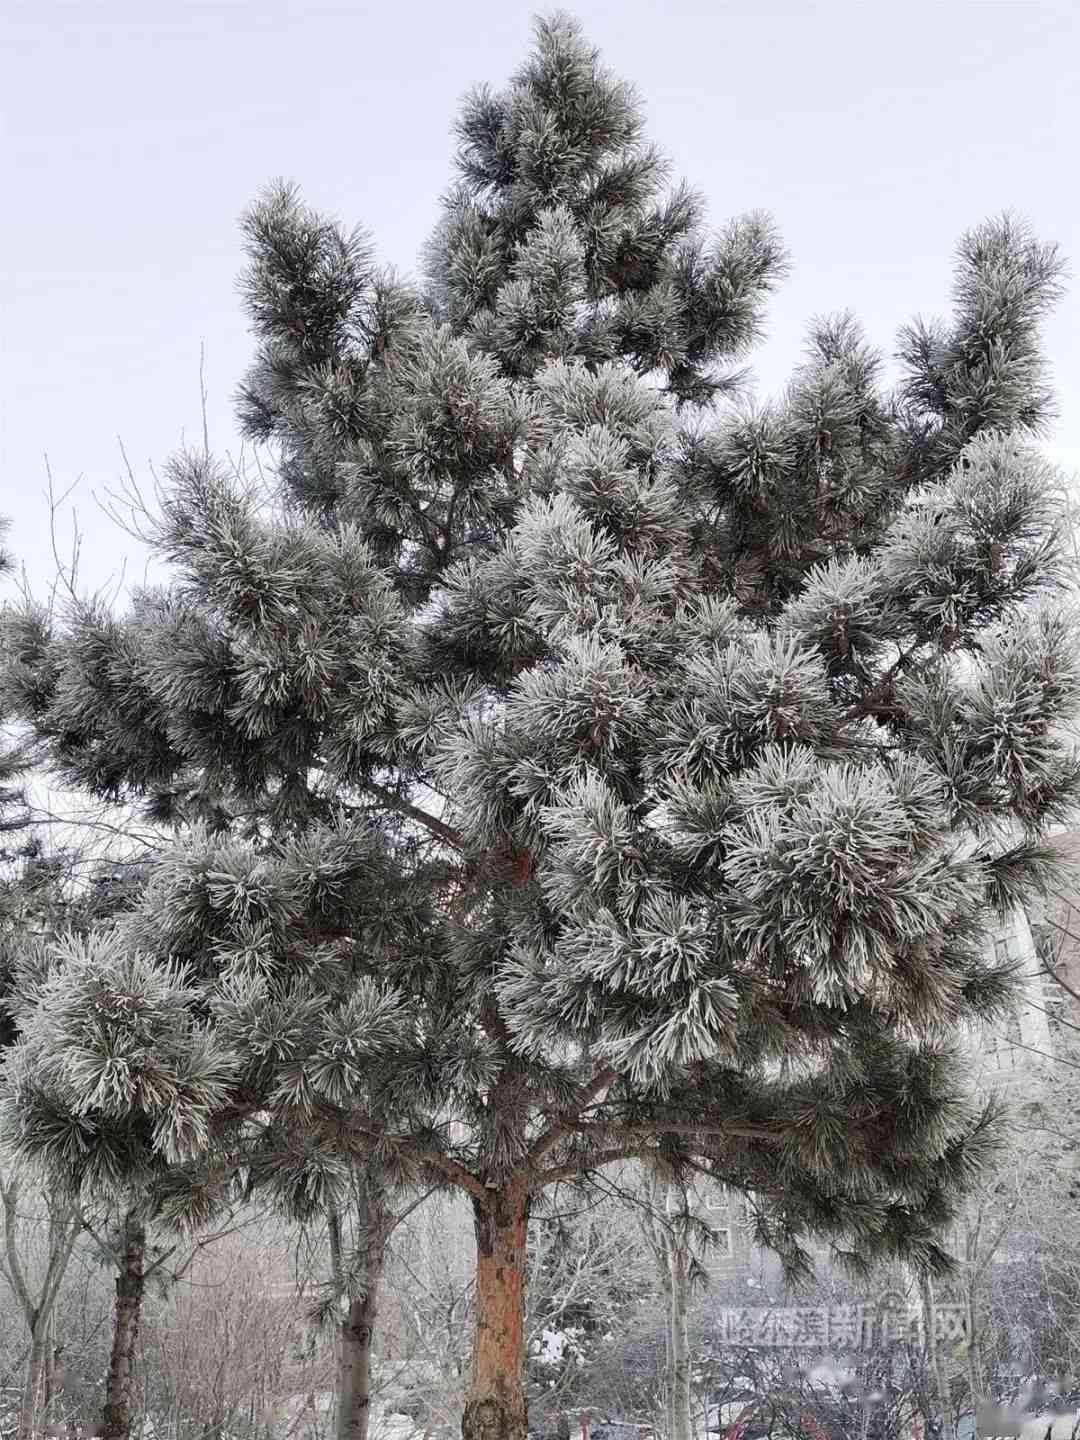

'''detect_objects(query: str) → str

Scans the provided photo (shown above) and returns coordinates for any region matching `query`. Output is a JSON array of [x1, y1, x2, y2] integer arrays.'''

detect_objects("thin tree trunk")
[[920, 1275, 955, 1440], [101, 1207, 148, 1440], [641, 1173, 675, 1440], [649, 1177, 692, 1440], [5, 1177, 80, 1440], [965, 1258, 983, 1410], [663, 1275, 675, 1440], [335, 1184, 386, 1440], [461, 1175, 529, 1440], [337, 1284, 381, 1440], [17, 1323, 49, 1440], [669, 1243, 692, 1440], [43, 1312, 57, 1417]]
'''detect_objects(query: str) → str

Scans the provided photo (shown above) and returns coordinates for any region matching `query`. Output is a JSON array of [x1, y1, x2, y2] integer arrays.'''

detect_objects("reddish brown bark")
[[461, 1175, 529, 1440], [509, 848, 533, 888]]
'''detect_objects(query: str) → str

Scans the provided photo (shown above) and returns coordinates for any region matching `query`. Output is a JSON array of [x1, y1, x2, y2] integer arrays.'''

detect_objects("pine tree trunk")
[[329, 1183, 389, 1440], [17, 1323, 49, 1440], [461, 1176, 529, 1440], [336, 1228, 384, 1440], [101, 1208, 147, 1440], [669, 1246, 692, 1440]]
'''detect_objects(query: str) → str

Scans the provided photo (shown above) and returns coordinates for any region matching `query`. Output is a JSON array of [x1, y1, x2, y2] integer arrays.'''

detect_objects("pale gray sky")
[[4, 0, 1078, 598]]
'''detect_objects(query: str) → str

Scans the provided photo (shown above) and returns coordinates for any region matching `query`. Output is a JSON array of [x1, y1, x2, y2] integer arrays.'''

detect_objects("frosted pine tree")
[[2, 17, 1079, 1440], [0, 937, 237, 1440]]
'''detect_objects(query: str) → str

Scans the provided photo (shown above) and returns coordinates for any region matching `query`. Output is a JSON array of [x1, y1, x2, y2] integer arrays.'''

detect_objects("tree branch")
[[1, 1176, 35, 1325], [359, 780, 463, 851], [561, 1119, 784, 1142], [164, 1207, 260, 1284], [330, 1109, 490, 1206], [841, 641, 924, 725], [1037, 950, 1080, 1010], [80, 1214, 122, 1268], [40, 1202, 82, 1320], [327, 1202, 345, 1295], [525, 1066, 620, 1169], [533, 1146, 652, 1189], [415, 1149, 491, 1207], [527, 1113, 787, 1188]]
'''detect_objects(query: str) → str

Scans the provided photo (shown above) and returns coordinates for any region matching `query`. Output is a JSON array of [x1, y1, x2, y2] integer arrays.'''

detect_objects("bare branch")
[[44, 454, 83, 608], [39, 1200, 82, 1319], [199, 341, 211, 457]]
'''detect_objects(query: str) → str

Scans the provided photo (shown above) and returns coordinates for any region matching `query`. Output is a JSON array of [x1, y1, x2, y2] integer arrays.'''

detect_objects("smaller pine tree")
[[0, 934, 237, 1440]]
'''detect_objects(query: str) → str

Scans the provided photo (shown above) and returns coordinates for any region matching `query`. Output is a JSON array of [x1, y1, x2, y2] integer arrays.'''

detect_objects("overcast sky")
[[4, 0, 1078, 600]]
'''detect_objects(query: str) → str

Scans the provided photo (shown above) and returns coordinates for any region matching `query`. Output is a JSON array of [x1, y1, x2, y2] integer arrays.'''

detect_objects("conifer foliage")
[[1, 17, 1078, 1440]]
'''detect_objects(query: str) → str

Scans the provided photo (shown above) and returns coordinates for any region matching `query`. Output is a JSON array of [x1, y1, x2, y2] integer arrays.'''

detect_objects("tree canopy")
[[0, 16, 1076, 1440]]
